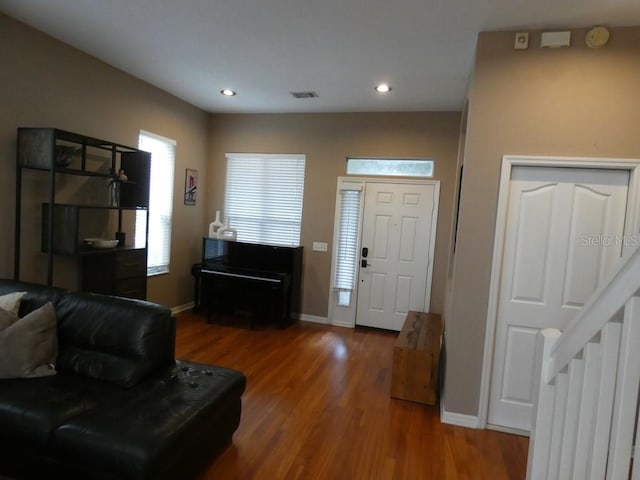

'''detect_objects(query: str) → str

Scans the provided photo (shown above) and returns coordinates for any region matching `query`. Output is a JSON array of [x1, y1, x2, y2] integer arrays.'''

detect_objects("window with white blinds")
[[224, 153, 305, 246], [333, 186, 362, 306], [136, 131, 175, 275]]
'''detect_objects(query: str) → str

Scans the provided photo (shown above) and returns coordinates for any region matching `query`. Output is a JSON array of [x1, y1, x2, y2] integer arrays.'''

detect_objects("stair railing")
[[527, 244, 640, 480]]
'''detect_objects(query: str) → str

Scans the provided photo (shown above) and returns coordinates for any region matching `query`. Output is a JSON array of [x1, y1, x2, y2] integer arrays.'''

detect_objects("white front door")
[[488, 166, 629, 432], [355, 182, 438, 331]]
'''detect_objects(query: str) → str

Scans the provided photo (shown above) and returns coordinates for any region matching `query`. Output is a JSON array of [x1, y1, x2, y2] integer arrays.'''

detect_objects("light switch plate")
[[312, 242, 328, 252]]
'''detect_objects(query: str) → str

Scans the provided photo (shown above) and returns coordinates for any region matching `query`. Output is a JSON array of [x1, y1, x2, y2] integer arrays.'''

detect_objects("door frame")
[[478, 155, 640, 433], [328, 176, 441, 328]]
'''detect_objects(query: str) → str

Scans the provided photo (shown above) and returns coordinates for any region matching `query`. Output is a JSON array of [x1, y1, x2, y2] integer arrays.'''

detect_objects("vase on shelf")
[[109, 180, 119, 207]]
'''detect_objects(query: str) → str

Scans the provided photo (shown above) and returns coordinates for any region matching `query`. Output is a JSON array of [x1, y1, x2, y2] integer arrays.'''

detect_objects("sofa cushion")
[[54, 292, 175, 388], [52, 361, 247, 480], [0, 291, 26, 315], [0, 373, 123, 448], [0, 307, 16, 331], [0, 302, 57, 379]]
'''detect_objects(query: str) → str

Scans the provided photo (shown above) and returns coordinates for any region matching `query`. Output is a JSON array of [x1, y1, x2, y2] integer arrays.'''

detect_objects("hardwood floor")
[[175, 312, 528, 480]]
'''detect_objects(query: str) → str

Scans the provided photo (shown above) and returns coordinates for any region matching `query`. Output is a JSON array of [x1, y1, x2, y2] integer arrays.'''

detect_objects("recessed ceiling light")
[[220, 89, 236, 96], [374, 83, 392, 94]]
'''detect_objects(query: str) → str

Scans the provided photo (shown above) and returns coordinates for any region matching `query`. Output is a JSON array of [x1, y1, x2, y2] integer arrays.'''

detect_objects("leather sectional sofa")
[[0, 279, 246, 480]]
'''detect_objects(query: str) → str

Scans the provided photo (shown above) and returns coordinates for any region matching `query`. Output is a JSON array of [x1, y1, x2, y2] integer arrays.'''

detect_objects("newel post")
[[526, 328, 562, 480], [607, 296, 640, 479]]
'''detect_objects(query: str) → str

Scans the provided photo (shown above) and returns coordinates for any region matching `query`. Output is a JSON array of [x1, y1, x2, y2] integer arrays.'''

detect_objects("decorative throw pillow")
[[0, 307, 18, 332], [0, 291, 26, 316], [0, 302, 57, 379]]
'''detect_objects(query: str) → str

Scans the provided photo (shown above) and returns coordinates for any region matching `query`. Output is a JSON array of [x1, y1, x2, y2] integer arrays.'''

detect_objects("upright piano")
[[191, 238, 303, 328]]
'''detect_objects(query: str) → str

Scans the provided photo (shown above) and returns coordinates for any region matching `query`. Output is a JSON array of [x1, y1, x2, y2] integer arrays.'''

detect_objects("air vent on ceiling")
[[290, 91, 319, 99]]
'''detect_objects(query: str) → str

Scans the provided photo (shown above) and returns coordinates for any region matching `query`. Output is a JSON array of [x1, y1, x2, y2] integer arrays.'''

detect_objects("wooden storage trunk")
[[391, 311, 443, 405]]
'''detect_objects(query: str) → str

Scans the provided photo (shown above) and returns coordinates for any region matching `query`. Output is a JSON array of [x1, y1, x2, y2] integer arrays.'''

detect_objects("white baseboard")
[[486, 424, 530, 437], [331, 319, 354, 328], [299, 314, 355, 329], [299, 313, 329, 324], [440, 405, 482, 429], [171, 301, 195, 315], [172, 308, 333, 325]]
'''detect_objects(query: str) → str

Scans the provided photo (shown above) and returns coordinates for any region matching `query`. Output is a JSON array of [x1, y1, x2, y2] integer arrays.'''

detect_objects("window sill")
[[148, 268, 169, 277]]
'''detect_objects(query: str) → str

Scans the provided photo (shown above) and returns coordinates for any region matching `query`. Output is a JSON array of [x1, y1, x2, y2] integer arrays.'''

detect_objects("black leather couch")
[[0, 279, 246, 480]]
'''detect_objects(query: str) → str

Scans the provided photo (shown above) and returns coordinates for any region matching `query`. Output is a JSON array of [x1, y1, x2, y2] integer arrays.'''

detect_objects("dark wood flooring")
[[175, 311, 528, 480]]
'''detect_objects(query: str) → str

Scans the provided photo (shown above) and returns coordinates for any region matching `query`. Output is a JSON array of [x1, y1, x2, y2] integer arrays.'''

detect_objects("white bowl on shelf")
[[83, 238, 119, 249]]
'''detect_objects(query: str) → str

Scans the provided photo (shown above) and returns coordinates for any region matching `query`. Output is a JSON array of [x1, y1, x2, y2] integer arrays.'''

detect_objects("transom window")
[[346, 157, 434, 177]]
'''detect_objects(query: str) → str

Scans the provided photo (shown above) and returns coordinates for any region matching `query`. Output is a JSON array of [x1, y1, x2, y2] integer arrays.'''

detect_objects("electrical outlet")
[[312, 242, 328, 252]]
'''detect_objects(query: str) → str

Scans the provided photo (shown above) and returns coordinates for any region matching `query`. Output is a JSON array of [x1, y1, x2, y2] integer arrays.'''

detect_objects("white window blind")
[[224, 153, 305, 246], [334, 186, 362, 306], [136, 131, 175, 275]]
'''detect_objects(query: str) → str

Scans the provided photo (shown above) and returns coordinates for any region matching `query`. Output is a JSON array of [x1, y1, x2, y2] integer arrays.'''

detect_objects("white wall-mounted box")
[[540, 31, 571, 48]]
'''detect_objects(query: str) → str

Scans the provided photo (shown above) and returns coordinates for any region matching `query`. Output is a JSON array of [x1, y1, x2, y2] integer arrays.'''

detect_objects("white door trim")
[[478, 155, 640, 430], [328, 176, 440, 328]]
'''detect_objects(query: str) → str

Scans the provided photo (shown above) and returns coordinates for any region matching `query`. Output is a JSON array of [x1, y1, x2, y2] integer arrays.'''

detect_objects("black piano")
[[191, 238, 303, 328]]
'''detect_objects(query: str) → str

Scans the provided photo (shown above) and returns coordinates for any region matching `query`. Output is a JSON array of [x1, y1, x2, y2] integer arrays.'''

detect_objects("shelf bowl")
[[83, 238, 119, 249]]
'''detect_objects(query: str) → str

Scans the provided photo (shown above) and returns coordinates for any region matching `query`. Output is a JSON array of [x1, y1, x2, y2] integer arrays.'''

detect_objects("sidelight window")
[[333, 183, 363, 307]]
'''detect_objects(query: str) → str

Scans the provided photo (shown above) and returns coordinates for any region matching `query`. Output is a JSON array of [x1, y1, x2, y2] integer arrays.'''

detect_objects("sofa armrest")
[[55, 292, 175, 387]]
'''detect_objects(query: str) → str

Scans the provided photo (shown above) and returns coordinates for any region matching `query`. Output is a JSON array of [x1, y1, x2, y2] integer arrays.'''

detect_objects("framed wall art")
[[184, 168, 197, 206]]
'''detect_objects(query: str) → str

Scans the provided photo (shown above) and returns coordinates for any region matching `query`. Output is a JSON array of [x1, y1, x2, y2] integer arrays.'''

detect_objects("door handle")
[[361, 259, 368, 268]]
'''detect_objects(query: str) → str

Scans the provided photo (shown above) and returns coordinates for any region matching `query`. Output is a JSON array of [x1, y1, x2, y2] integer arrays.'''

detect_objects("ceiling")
[[2, 0, 640, 114]]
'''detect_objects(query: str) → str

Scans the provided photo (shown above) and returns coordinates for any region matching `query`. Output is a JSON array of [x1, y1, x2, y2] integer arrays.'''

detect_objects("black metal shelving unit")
[[14, 128, 152, 299]]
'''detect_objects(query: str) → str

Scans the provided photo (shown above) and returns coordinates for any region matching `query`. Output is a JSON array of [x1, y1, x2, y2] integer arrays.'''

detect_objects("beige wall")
[[0, 13, 461, 317], [0, 14, 209, 308], [208, 112, 461, 317], [444, 27, 640, 416]]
